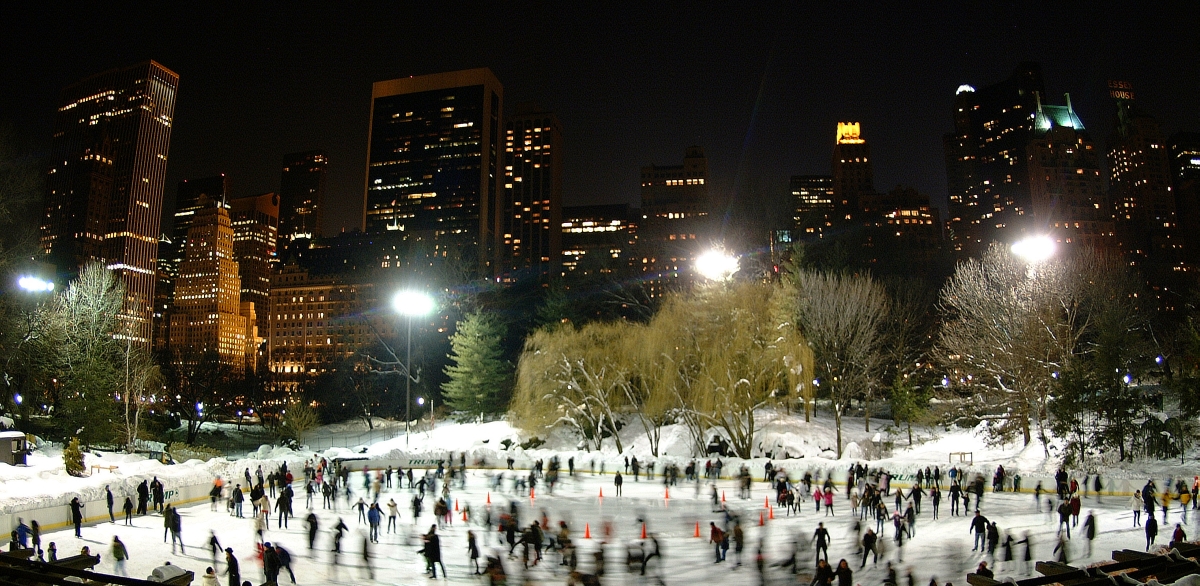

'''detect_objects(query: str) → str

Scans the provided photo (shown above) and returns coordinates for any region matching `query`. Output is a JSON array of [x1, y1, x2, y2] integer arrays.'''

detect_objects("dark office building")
[[499, 104, 562, 284], [40, 60, 179, 345], [1170, 133, 1200, 187], [790, 175, 835, 238], [943, 62, 1045, 257], [561, 204, 638, 276], [364, 68, 504, 274], [1170, 133, 1200, 270], [638, 147, 710, 293], [279, 150, 327, 241], [229, 192, 279, 333]]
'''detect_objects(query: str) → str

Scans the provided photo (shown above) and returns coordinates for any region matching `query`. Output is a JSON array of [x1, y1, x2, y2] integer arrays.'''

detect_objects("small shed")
[[0, 431, 28, 466]]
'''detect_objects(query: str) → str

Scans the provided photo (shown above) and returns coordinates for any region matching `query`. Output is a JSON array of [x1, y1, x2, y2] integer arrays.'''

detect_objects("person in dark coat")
[[422, 525, 446, 578], [306, 512, 318, 550], [976, 561, 994, 579], [1083, 511, 1097, 556], [860, 529, 878, 568], [1146, 515, 1159, 551], [106, 486, 115, 522], [835, 559, 853, 586], [123, 497, 134, 525], [274, 544, 295, 584], [136, 480, 149, 515], [262, 542, 280, 585], [811, 558, 833, 586], [224, 548, 240, 586], [69, 497, 83, 537], [814, 522, 831, 562]]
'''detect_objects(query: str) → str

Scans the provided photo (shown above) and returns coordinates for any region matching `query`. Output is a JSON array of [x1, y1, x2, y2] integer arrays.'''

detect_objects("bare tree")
[[937, 244, 1088, 451], [789, 270, 890, 458], [119, 339, 160, 452]]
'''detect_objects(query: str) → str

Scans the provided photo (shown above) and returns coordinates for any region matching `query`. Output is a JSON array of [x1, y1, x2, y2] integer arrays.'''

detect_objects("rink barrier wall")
[[3, 456, 1164, 535]]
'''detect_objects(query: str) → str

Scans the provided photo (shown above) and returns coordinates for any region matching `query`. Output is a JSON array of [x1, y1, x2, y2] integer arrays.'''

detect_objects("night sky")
[[4, 4, 1198, 235]]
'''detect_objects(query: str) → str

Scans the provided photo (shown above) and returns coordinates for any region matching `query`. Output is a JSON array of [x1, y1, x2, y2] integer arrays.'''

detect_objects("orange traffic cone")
[[486, 492, 491, 504], [530, 487, 535, 500], [455, 499, 459, 511], [665, 487, 670, 499], [765, 496, 770, 508], [759, 512, 765, 526], [694, 521, 701, 538], [722, 491, 726, 502], [462, 510, 468, 521], [769, 507, 775, 520], [641, 523, 647, 539], [599, 488, 604, 499], [584, 524, 591, 539]]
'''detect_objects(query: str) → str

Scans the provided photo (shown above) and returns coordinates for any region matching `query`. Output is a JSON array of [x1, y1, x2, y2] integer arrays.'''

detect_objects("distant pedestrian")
[[1146, 515, 1159, 551]]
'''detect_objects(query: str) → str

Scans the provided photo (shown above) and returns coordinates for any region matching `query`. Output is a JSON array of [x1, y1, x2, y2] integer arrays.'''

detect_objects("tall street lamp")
[[695, 249, 739, 282], [1011, 235, 1056, 263], [393, 290, 435, 445]]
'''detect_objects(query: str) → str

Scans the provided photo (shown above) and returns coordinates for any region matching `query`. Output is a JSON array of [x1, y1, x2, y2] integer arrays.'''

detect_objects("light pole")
[[1010, 235, 1056, 263], [695, 249, 739, 282], [393, 290, 435, 445]]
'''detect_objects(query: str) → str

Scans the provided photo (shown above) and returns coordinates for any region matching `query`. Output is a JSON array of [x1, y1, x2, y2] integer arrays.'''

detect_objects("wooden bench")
[[91, 464, 120, 474], [0, 548, 34, 560], [162, 569, 195, 585], [49, 553, 100, 571]]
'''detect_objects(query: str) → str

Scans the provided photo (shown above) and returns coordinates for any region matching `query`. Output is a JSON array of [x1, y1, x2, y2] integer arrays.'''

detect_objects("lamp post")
[[393, 290, 435, 445], [1010, 235, 1055, 263], [695, 249, 739, 282]]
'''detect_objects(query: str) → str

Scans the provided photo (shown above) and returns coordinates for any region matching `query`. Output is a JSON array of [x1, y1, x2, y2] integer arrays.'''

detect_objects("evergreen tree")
[[442, 310, 512, 418], [62, 436, 85, 477]]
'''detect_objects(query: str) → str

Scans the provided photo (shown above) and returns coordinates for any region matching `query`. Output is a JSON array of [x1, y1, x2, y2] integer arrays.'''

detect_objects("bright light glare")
[[417, 397, 425, 406], [393, 291, 435, 316], [18, 276, 54, 293], [1011, 236, 1056, 263], [695, 250, 739, 281]]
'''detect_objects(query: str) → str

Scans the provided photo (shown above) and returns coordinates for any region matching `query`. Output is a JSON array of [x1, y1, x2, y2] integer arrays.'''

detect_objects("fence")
[[298, 425, 404, 452]]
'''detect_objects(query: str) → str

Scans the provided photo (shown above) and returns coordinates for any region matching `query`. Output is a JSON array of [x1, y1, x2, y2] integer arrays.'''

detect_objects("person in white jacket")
[[200, 566, 219, 586], [1131, 490, 1143, 527]]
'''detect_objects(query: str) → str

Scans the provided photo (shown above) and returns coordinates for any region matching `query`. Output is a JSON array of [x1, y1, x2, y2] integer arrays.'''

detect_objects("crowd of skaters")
[[18, 451, 1200, 586]]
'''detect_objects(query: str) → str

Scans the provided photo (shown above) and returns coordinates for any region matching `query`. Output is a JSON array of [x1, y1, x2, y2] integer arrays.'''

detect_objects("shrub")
[[63, 437, 85, 477]]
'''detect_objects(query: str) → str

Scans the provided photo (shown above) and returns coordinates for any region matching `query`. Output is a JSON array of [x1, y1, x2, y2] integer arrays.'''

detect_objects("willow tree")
[[513, 322, 628, 452]]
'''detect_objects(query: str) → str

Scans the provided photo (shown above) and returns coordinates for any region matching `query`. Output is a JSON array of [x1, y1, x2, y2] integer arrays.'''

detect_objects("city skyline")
[[4, 5, 1198, 239]]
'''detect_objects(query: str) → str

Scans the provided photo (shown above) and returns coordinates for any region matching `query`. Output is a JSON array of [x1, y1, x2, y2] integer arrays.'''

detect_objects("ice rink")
[[25, 464, 1179, 585]]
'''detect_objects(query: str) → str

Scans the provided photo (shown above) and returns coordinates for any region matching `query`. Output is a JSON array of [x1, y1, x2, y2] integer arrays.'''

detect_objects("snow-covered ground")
[[5, 412, 1200, 584]]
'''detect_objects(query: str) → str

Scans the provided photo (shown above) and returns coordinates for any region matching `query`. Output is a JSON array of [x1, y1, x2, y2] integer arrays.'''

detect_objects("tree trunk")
[[834, 403, 843, 459], [907, 420, 913, 445]]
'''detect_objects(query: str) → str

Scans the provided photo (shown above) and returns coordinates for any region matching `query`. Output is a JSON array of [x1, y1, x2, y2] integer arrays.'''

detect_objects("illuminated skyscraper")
[[1106, 81, 1187, 302], [40, 60, 179, 345], [364, 68, 503, 272], [1025, 95, 1112, 251], [279, 151, 327, 241], [831, 123, 873, 221], [154, 175, 230, 349], [499, 104, 562, 283], [169, 200, 254, 371], [229, 192, 279, 334], [944, 63, 1045, 257], [639, 147, 709, 292]]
